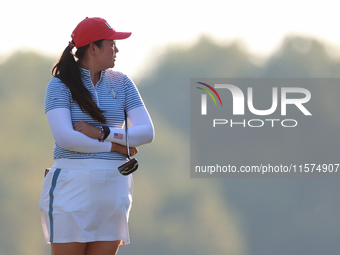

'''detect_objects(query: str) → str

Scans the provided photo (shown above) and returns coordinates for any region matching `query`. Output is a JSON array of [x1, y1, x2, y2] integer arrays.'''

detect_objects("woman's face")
[[96, 39, 119, 70]]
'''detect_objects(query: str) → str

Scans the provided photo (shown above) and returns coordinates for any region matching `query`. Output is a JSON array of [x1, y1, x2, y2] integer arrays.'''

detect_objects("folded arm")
[[46, 108, 112, 153], [106, 106, 155, 147], [73, 106, 155, 147]]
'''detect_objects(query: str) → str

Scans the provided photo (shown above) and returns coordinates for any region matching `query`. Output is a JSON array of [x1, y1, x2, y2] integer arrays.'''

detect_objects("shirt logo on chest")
[[110, 88, 118, 99]]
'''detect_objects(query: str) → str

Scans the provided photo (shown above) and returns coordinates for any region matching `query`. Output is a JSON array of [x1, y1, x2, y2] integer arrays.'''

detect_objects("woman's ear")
[[89, 42, 97, 56]]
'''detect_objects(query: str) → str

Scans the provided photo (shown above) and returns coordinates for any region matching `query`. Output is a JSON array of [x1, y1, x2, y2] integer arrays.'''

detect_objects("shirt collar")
[[79, 66, 106, 87]]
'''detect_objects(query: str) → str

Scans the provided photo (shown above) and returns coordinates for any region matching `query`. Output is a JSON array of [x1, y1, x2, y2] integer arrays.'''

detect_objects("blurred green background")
[[1, 35, 340, 255]]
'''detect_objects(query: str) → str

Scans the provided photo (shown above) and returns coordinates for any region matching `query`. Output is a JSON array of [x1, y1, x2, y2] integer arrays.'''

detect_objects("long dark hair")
[[52, 40, 106, 123]]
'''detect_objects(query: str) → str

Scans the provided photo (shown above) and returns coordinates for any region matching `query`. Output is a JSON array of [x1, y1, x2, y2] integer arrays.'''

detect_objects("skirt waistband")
[[52, 158, 128, 170]]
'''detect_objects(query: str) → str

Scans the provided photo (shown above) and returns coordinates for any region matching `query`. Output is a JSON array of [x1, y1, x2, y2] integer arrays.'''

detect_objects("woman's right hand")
[[111, 142, 138, 157]]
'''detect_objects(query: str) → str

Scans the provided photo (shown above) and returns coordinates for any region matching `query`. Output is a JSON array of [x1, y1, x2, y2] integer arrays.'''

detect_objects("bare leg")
[[85, 241, 121, 255], [51, 242, 87, 255]]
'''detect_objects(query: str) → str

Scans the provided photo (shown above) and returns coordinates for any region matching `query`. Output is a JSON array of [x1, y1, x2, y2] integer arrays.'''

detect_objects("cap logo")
[[105, 21, 112, 29]]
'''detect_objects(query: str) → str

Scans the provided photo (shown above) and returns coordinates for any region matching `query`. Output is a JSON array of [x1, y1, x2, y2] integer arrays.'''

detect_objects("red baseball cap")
[[71, 17, 132, 48]]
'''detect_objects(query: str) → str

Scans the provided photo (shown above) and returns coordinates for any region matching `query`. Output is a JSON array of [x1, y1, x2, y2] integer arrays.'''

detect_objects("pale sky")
[[1, 0, 340, 79]]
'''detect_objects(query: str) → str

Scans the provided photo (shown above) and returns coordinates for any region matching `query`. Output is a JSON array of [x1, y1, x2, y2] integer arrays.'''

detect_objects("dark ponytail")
[[52, 40, 106, 123]]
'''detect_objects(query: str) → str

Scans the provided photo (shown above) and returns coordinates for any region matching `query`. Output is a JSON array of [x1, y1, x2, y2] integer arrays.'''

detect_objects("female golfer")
[[39, 17, 154, 255]]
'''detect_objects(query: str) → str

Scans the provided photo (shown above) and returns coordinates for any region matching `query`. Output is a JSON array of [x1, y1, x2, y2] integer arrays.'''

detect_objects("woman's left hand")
[[73, 121, 100, 139]]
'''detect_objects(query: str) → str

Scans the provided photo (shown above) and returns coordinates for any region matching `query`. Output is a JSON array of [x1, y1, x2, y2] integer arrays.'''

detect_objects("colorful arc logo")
[[196, 82, 223, 106]]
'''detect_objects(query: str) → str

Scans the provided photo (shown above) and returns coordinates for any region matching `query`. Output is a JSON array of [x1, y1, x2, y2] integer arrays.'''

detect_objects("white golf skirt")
[[39, 158, 133, 244]]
